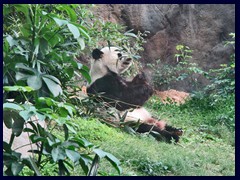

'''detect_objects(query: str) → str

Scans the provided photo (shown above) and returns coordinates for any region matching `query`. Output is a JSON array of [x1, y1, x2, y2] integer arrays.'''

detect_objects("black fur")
[[88, 48, 183, 143], [136, 124, 183, 143], [92, 49, 104, 60], [87, 68, 154, 111]]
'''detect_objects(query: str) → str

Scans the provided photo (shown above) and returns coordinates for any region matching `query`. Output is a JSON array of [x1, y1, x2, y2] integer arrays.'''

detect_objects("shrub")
[[3, 4, 133, 176]]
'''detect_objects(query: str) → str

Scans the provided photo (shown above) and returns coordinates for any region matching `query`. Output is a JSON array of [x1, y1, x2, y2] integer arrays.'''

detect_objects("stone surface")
[[3, 120, 46, 157], [92, 4, 235, 91]]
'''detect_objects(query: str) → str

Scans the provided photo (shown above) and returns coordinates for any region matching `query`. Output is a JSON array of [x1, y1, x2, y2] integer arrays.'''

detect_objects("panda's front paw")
[[139, 72, 147, 80]]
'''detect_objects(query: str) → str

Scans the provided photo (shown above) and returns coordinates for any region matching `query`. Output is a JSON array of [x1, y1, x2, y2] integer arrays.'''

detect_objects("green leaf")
[[58, 160, 70, 176], [58, 5, 77, 22], [20, 23, 32, 37], [3, 141, 11, 152], [23, 128, 35, 134], [43, 33, 63, 47], [93, 149, 107, 158], [63, 124, 69, 141], [6, 35, 18, 47], [42, 74, 61, 85], [38, 108, 53, 114], [65, 124, 77, 134], [93, 148, 123, 175], [70, 60, 78, 69], [77, 37, 85, 50], [52, 147, 66, 162], [3, 103, 23, 111], [15, 63, 36, 73], [119, 111, 128, 122], [105, 152, 122, 175], [87, 154, 100, 176], [11, 162, 24, 176], [79, 69, 91, 83], [3, 86, 34, 92], [42, 11, 47, 15], [53, 17, 68, 26], [79, 157, 90, 175], [176, 45, 184, 51], [67, 23, 80, 39], [81, 64, 90, 72], [35, 112, 46, 121], [27, 75, 42, 90], [64, 68, 74, 79], [65, 149, 80, 163], [14, 4, 29, 18], [124, 32, 138, 38], [12, 116, 25, 136], [3, 110, 15, 128], [15, 72, 31, 81], [27, 156, 42, 176], [76, 138, 94, 148], [123, 125, 136, 135], [63, 104, 75, 117], [42, 77, 62, 97], [19, 110, 35, 121], [78, 25, 90, 40], [58, 107, 68, 117]]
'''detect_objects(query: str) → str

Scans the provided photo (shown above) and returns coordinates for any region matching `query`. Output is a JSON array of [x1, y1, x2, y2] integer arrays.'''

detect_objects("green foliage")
[[148, 34, 235, 115], [187, 33, 235, 131], [3, 4, 90, 99], [3, 4, 124, 176], [3, 87, 122, 176], [175, 44, 193, 62], [72, 114, 234, 176], [147, 57, 204, 90], [3, 3, 235, 176], [131, 158, 170, 176]]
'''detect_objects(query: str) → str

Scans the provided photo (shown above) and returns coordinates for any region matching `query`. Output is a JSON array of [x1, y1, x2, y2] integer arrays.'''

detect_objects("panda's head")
[[90, 47, 132, 84]]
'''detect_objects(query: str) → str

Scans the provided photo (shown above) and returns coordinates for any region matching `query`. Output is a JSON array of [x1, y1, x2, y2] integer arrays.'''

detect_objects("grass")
[[69, 95, 235, 176], [32, 94, 235, 176], [71, 118, 234, 176]]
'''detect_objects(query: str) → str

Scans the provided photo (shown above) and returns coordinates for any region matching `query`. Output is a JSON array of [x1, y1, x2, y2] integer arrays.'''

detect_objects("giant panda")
[[87, 47, 183, 143]]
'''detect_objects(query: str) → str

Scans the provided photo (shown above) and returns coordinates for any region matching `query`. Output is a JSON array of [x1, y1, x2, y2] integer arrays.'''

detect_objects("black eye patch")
[[117, 53, 122, 58]]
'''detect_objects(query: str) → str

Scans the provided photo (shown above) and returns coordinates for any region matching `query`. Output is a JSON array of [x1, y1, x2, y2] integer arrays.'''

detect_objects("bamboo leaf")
[[27, 156, 42, 176], [87, 154, 100, 176], [11, 162, 24, 176], [27, 75, 42, 90], [67, 23, 80, 39], [65, 149, 80, 163], [3, 103, 23, 111], [53, 17, 68, 26], [42, 77, 62, 97]]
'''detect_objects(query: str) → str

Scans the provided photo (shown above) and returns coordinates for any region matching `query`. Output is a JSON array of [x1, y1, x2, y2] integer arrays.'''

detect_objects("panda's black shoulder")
[[87, 69, 126, 94]]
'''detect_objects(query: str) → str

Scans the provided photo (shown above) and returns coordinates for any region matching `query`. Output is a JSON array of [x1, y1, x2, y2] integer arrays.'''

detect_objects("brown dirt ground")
[[155, 89, 190, 104]]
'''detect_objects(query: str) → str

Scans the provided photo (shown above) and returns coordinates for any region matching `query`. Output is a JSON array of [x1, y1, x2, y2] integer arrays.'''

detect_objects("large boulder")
[[92, 4, 235, 91]]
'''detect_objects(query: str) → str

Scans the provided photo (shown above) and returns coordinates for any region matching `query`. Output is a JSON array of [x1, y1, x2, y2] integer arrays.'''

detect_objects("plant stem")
[[9, 133, 15, 148]]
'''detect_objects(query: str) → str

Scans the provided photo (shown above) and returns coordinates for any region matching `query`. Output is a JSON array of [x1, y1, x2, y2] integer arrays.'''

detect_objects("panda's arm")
[[118, 82, 153, 110], [87, 71, 154, 111]]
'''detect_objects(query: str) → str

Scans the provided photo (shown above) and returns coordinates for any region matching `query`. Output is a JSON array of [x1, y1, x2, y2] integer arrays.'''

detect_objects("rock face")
[[92, 4, 235, 91]]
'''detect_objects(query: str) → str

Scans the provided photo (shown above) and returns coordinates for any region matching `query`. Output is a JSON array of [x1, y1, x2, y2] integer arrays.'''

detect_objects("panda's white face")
[[90, 47, 132, 84]]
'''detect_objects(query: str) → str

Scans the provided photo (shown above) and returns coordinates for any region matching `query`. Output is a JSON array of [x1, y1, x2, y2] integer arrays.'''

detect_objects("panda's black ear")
[[92, 49, 104, 60]]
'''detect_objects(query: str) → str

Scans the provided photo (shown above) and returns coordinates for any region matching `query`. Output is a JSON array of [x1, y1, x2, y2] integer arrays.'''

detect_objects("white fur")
[[120, 107, 151, 123], [89, 46, 155, 126], [90, 47, 132, 84], [90, 59, 108, 84]]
